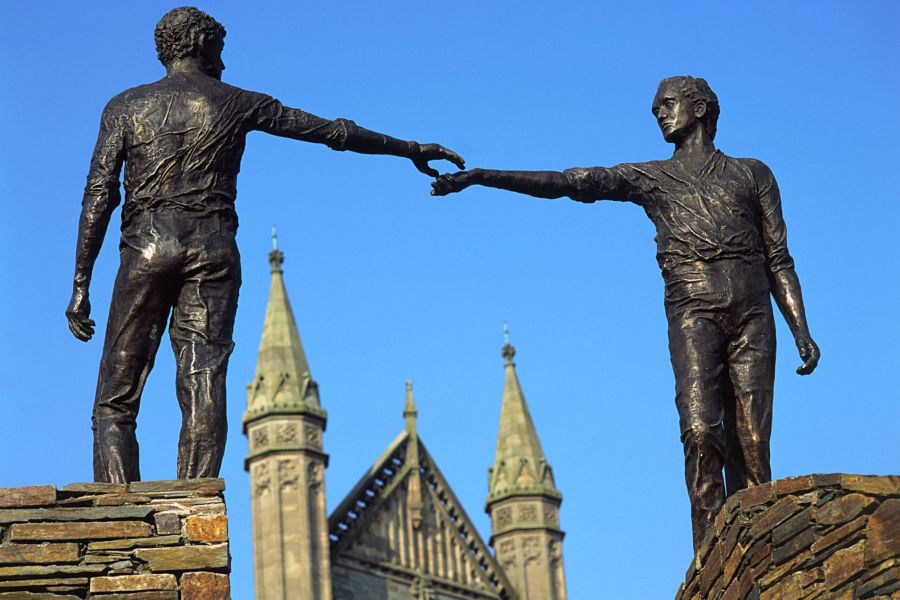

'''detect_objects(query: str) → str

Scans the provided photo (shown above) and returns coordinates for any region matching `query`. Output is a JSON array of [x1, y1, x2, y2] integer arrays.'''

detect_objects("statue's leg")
[[93, 240, 173, 483], [668, 313, 729, 552], [726, 304, 776, 489], [169, 216, 240, 479], [722, 375, 747, 497]]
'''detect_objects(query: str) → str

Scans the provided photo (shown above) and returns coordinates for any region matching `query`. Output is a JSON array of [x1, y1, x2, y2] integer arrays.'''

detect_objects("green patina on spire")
[[487, 336, 561, 507], [243, 242, 325, 431]]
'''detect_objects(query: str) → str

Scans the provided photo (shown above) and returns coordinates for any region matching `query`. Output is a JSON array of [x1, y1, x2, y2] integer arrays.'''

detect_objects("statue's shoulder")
[[207, 78, 251, 96], [100, 77, 269, 126], [198, 79, 273, 110], [111, 76, 253, 103], [729, 155, 776, 182], [102, 79, 170, 112], [728, 154, 763, 165], [574, 159, 668, 173], [645, 158, 672, 170], [616, 158, 670, 175]]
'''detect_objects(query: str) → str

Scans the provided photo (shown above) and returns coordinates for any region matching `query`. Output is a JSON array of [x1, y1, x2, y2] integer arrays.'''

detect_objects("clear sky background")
[[1, 2, 898, 597]]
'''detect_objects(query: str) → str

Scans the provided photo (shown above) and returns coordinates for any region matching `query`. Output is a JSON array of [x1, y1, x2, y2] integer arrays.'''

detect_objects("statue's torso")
[[567, 151, 794, 316], [107, 73, 270, 227], [635, 152, 768, 275]]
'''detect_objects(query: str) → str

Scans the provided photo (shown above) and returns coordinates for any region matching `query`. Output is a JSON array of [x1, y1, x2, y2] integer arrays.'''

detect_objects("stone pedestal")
[[676, 474, 899, 600], [0, 479, 230, 599]]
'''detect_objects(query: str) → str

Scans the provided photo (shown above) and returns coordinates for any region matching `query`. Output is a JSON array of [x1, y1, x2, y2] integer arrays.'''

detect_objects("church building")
[[242, 245, 567, 599]]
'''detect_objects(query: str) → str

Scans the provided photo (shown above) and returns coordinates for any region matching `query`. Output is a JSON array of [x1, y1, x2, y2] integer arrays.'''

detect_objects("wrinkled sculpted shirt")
[[84, 72, 357, 229], [564, 151, 794, 285]]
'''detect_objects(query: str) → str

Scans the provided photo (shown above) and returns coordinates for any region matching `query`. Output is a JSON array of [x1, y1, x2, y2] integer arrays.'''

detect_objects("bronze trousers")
[[664, 259, 776, 551], [92, 211, 240, 483]]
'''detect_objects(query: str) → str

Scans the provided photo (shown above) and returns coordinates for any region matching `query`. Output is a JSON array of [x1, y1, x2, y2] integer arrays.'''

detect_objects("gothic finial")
[[404, 380, 418, 432], [502, 324, 516, 365], [403, 379, 423, 527], [268, 229, 284, 273]]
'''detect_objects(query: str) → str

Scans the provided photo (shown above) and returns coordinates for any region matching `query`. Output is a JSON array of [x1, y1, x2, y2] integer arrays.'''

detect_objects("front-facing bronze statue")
[[66, 7, 464, 484], [433, 76, 819, 550]]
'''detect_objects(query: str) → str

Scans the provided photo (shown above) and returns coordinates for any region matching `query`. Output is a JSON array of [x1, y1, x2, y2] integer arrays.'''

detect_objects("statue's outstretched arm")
[[432, 164, 641, 203], [432, 169, 576, 199], [341, 125, 465, 177], [68, 103, 125, 342], [254, 101, 464, 176]]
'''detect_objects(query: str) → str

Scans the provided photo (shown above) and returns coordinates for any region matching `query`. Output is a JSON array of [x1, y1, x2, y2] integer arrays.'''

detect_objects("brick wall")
[[676, 474, 899, 599], [0, 479, 230, 599]]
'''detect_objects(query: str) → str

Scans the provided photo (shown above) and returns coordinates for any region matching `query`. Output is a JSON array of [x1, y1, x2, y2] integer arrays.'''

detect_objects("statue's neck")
[[673, 126, 716, 168], [166, 57, 220, 80]]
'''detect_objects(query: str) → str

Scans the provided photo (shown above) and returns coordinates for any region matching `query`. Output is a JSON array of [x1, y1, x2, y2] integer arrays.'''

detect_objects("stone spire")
[[244, 235, 321, 425], [486, 332, 567, 600], [403, 381, 423, 530], [487, 339, 560, 504], [244, 238, 332, 600]]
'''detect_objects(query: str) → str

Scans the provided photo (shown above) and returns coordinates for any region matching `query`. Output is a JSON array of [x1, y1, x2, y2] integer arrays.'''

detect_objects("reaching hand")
[[431, 170, 481, 196], [66, 286, 95, 342], [795, 334, 819, 375], [412, 143, 465, 178]]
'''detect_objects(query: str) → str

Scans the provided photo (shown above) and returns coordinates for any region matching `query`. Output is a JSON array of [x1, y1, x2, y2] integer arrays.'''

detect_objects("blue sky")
[[1, 1, 898, 597]]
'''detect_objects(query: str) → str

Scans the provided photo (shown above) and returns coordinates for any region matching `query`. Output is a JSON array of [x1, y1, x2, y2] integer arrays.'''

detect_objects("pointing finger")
[[444, 150, 465, 170]]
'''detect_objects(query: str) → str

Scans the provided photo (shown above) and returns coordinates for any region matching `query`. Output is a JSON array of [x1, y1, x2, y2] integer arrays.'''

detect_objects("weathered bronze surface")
[[433, 76, 819, 550], [66, 7, 464, 484]]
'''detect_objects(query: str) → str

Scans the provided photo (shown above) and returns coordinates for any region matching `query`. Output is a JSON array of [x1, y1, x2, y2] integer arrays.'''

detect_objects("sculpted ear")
[[694, 100, 707, 119]]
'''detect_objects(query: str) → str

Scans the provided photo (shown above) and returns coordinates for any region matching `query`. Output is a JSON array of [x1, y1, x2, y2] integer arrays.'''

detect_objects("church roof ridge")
[[328, 389, 514, 599]]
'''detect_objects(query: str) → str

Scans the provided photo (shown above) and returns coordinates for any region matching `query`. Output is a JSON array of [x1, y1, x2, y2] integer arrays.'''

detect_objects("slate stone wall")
[[676, 474, 899, 600], [0, 479, 230, 599]]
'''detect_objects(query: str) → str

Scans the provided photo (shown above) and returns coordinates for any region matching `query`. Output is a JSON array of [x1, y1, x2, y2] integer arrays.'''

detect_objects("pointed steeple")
[[244, 235, 332, 600], [243, 236, 323, 427], [486, 330, 567, 600], [487, 331, 560, 505]]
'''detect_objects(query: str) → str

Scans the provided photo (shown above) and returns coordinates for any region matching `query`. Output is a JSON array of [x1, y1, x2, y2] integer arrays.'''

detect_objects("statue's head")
[[154, 7, 227, 79], [652, 76, 720, 143]]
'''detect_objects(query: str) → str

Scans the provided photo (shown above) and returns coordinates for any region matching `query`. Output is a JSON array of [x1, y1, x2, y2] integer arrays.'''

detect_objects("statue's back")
[[109, 73, 255, 223]]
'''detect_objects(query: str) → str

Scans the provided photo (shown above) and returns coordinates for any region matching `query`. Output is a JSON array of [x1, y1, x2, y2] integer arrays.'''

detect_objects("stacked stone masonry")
[[676, 474, 899, 600], [0, 479, 230, 600]]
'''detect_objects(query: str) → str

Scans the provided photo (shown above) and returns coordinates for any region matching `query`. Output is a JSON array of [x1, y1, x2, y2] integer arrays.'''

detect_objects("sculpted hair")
[[154, 7, 226, 66], [662, 76, 721, 141]]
